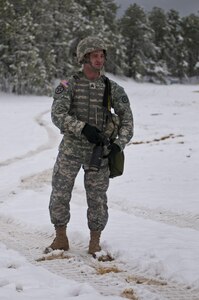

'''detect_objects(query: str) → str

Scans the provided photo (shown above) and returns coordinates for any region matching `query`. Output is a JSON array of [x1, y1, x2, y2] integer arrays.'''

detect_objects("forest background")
[[0, 0, 199, 95]]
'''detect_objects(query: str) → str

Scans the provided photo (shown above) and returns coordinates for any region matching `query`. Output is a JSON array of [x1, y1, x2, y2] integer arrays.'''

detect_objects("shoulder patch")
[[60, 80, 69, 88], [55, 85, 64, 94]]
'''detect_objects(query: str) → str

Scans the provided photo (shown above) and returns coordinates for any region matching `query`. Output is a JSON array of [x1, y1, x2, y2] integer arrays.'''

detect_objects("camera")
[[89, 144, 103, 171], [89, 134, 109, 171]]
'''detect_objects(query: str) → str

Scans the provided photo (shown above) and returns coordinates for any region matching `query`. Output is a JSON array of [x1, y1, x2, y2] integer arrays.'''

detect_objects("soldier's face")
[[89, 50, 105, 70]]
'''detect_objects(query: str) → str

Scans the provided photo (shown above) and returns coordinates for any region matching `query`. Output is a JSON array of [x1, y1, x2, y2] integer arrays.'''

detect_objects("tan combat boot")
[[88, 231, 101, 254], [47, 226, 69, 252]]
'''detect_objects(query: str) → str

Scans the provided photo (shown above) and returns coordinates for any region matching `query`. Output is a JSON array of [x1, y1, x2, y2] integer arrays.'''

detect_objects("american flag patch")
[[60, 80, 69, 88]]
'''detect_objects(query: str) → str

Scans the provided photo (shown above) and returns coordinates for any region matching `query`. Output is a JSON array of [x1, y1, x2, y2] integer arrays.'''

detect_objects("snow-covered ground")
[[0, 75, 199, 300]]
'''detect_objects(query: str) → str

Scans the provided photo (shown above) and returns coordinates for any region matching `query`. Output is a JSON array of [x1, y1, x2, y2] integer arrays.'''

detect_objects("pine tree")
[[166, 9, 188, 80], [182, 14, 199, 77], [27, 0, 56, 83], [119, 4, 156, 80], [0, 0, 16, 92], [49, 0, 84, 78], [0, 0, 54, 94], [148, 7, 171, 82]]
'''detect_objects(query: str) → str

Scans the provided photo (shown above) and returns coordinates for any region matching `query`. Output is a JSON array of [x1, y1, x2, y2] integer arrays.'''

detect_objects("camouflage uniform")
[[49, 62, 133, 233]]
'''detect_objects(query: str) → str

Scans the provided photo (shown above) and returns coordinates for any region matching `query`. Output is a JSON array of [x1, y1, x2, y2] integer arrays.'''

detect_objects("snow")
[[0, 75, 199, 299]]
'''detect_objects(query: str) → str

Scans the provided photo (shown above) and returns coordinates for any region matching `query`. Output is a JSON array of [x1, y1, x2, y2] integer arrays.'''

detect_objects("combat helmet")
[[76, 36, 107, 64]]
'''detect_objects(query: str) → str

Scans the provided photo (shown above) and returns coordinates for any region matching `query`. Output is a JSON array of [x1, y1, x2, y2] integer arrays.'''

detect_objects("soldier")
[[46, 36, 134, 255]]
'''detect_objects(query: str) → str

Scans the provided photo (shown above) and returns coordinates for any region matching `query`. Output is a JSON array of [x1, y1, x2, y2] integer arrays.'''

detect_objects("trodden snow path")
[[0, 217, 199, 300]]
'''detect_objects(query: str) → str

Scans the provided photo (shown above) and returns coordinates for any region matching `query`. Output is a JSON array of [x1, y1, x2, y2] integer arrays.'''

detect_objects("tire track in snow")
[[0, 217, 199, 300], [110, 201, 199, 232], [20, 170, 199, 232], [0, 110, 58, 167], [130, 206, 199, 231]]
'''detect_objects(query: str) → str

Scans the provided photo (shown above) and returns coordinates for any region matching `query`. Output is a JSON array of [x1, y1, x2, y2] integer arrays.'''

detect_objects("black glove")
[[82, 123, 102, 144], [107, 143, 121, 157]]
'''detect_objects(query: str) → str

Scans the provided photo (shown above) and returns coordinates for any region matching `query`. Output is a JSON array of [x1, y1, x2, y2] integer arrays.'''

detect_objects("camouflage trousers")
[[49, 150, 109, 231]]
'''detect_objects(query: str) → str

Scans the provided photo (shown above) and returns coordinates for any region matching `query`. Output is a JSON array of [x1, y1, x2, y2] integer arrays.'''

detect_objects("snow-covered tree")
[[0, 0, 16, 92], [0, 0, 54, 94], [182, 14, 199, 77], [49, 0, 85, 78], [119, 4, 156, 80], [148, 7, 171, 81], [166, 9, 188, 79]]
